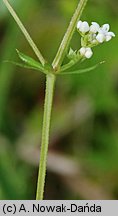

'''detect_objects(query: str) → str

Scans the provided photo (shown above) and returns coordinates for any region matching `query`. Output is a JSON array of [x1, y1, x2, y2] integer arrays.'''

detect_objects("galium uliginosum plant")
[[3, 0, 115, 200]]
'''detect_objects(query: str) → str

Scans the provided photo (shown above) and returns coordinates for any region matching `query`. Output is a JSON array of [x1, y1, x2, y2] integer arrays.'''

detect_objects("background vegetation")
[[0, 0, 118, 199]]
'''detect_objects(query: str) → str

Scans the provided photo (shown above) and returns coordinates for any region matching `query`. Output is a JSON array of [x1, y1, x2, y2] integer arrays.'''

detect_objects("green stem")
[[60, 60, 76, 72], [3, 0, 46, 65], [36, 74, 56, 200], [36, 0, 88, 200], [60, 57, 82, 72], [52, 0, 88, 71]]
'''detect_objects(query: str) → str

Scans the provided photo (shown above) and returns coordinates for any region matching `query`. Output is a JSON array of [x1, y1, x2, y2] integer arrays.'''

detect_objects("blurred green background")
[[0, 0, 118, 199]]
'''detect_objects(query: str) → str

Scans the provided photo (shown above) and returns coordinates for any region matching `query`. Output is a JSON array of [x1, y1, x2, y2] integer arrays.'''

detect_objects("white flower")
[[96, 23, 115, 43], [90, 22, 100, 33], [77, 21, 89, 33], [77, 20, 115, 44], [79, 47, 93, 59], [77, 21, 115, 60]]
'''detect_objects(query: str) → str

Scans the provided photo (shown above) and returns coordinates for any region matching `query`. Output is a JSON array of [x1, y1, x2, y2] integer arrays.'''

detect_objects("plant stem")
[[36, 0, 88, 200], [52, 0, 88, 71], [60, 57, 82, 72], [36, 74, 56, 200], [3, 0, 46, 65]]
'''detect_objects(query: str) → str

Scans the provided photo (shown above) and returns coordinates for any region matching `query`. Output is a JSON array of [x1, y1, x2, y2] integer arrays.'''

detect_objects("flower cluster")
[[77, 20, 115, 59]]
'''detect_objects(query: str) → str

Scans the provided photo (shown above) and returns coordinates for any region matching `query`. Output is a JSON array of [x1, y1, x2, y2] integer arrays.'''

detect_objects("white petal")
[[79, 21, 89, 33], [90, 25, 98, 33], [96, 33, 105, 43], [79, 47, 86, 56], [85, 48, 93, 59], [77, 20, 82, 29], [105, 35, 112, 41], [91, 22, 100, 30], [98, 28, 104, 34], [107, 31, 115, 37], [102, 24, 110, 32]]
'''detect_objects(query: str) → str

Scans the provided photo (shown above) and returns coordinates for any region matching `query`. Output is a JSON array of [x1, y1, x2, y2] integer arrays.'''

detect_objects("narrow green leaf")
[[16, 49, 46, 73], [4, 60, 41, 71], [59, 61, 105, 75]]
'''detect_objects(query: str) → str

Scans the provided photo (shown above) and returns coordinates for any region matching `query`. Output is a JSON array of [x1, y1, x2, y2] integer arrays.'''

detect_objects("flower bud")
[[79, 47, 93, 59], [79, 47, 86, 56], [77, 21, 89, 33], [85, 48, 93, 59]]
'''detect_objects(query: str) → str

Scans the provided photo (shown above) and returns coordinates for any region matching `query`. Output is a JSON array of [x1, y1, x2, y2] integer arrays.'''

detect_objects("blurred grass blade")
[[59, 61, 105, 75], [16, 50, 47, 74]]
